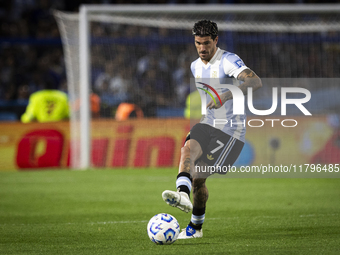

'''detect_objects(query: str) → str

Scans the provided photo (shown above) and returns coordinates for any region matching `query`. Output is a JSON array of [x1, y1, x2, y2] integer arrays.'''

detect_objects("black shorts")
[[186, 123, 244, 171]]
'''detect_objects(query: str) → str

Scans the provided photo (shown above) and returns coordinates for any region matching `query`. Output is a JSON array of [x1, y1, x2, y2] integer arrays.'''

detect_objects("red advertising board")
[[0, 117, 338, 171]]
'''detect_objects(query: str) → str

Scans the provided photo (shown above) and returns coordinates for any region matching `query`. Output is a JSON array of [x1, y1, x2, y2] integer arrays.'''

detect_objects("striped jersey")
[[190, 47, 248, 142]]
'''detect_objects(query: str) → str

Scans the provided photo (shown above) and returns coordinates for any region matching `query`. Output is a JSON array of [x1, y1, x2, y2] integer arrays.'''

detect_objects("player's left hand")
[[207, 98, 222, 110]]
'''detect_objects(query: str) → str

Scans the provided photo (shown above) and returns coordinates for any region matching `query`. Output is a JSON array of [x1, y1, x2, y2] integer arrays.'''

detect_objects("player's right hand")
[[207, 97, 222, 109]]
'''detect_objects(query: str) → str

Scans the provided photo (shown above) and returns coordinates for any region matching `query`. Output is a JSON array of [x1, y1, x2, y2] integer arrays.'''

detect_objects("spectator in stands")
[[139, 68, 169, 107], [173, 57, 192, 106], [72, 90, 101, 119], [115, 102, 144, 121], [95, 61, 115, 91], [16, 84, 30, 102], [137, 53, 168, 77], [21, 76, 69, 123], [94, 61, 130, 107], [1, 0, 340, 121]]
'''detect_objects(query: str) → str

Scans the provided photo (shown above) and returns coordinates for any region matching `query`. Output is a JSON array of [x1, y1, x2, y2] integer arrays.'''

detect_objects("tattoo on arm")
[[238, 69, 256, 80], [220, 91, 233, 104], [237, 69, 262, 96], [219, 69, 260, 104], [209, 69, 262, 107]]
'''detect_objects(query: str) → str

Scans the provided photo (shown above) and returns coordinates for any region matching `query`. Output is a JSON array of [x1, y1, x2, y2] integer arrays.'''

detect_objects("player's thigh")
[[180, 139, 203, 161], [214, 137, 244, 169], [184, 125, 205, 162], [189, 123, 210, 160], [189, 139, 203, 162]]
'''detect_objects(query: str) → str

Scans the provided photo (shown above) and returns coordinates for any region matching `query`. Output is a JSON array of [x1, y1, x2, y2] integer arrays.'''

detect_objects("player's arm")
[[207, 68, 262, 109], [236, 68, 262, 96], [21, 94, 37, 123]]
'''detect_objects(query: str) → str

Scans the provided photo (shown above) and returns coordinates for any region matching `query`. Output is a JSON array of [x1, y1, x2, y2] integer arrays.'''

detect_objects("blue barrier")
[[1, 34, 339, 46]]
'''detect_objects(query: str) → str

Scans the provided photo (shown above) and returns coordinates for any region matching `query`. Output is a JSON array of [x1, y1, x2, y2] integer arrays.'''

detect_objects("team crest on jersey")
[[212, 71, 217, 78], [196, 75, 201, 78]]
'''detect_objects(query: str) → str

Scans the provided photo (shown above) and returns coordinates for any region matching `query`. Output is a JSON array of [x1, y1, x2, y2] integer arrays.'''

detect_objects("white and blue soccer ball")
[[147, 213, 180, 245]]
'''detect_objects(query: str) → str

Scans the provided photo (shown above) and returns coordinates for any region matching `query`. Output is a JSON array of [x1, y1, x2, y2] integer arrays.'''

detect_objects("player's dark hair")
[[192, 20, 218, 40]]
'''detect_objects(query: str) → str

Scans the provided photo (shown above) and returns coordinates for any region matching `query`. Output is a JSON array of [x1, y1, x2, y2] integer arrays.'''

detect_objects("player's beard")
[[199, 52, 210, 61], [199, 47, 215, 62]]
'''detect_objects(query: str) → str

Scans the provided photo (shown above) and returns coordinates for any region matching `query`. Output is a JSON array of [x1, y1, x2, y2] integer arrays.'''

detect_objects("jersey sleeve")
[[190, 60, 197, 77], [223, 53, 248, 79]]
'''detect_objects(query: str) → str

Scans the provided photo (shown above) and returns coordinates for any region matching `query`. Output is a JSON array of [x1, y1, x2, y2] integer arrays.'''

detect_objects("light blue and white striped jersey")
[[190, 47, 248, 142]]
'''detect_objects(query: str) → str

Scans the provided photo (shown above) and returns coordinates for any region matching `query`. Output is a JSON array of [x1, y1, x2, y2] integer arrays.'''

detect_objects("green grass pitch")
[[0, 168, 339, 254]]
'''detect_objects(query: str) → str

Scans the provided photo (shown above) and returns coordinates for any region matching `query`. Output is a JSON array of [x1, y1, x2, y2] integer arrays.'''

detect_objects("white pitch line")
[[67, 213, 340, 225], [0, 213, 338, 226], [93, 220, 148, 224]]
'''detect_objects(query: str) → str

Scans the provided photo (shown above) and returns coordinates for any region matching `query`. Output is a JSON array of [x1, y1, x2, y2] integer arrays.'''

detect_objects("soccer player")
[[162, 20, 262, 239], [21, 80, 69, 123]]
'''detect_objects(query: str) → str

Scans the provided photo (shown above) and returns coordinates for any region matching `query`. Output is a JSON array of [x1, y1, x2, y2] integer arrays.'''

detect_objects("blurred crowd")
[[89, 25, 196, 117], [0, 0, 339, 119]]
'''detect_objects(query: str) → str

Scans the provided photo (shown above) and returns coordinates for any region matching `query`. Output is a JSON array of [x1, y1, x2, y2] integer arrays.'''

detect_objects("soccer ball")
[[147, 213, 180, 245]]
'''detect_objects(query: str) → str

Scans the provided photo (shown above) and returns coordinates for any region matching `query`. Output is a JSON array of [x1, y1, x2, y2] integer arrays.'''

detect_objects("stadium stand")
[[0, 0, 339, 120]]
